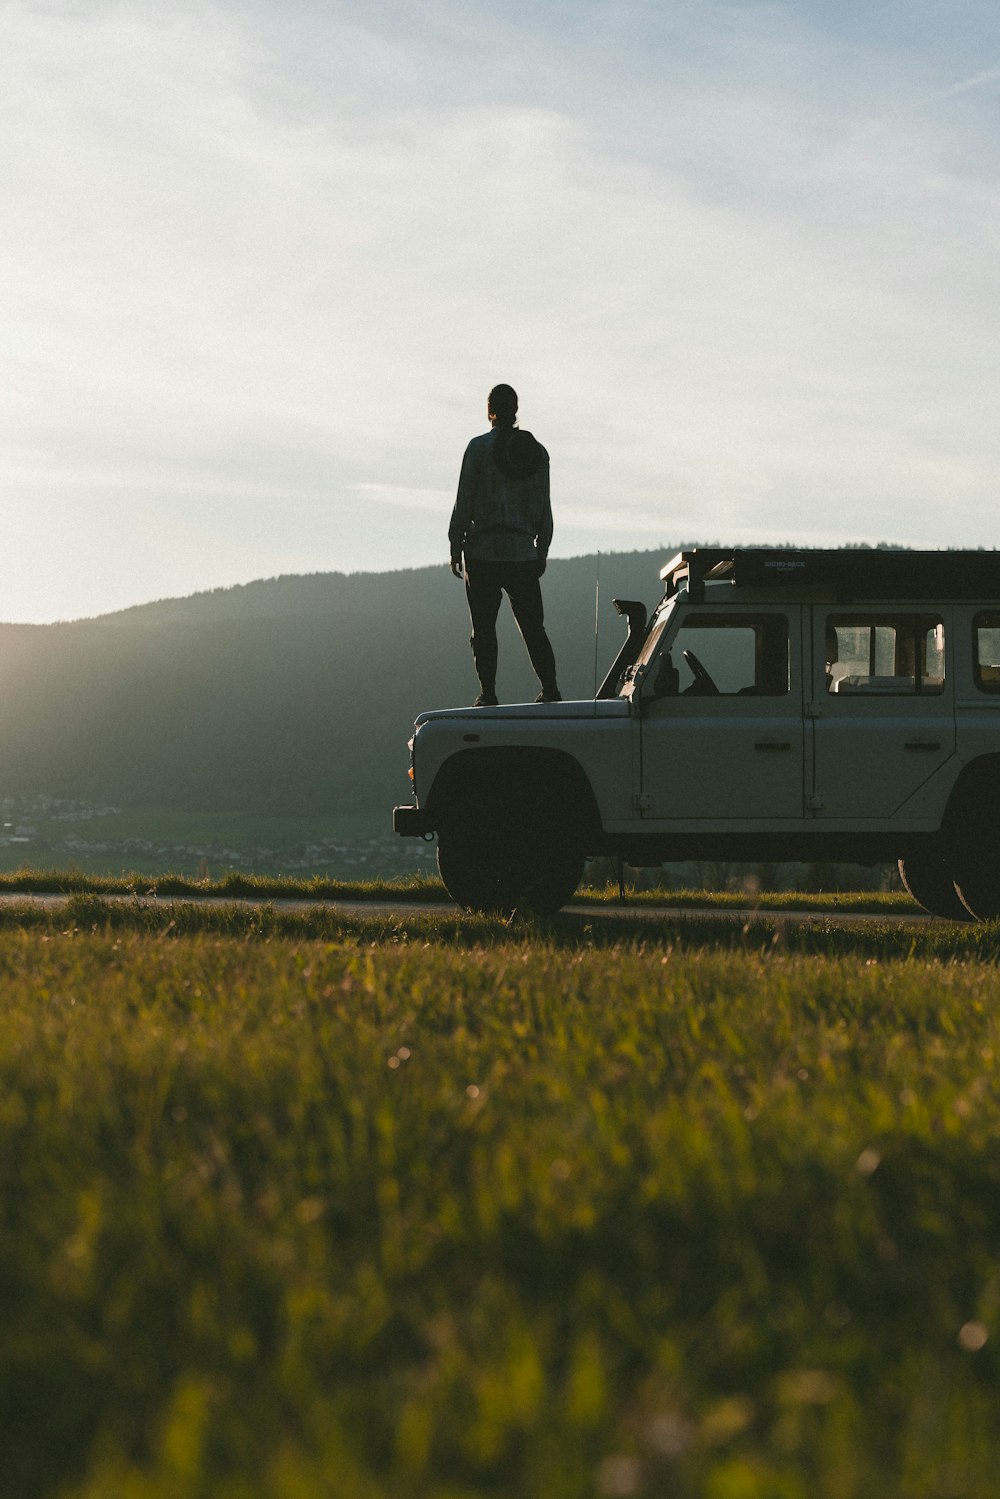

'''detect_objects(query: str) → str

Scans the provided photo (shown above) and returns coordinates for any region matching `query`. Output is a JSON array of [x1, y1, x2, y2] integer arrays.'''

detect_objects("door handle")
[[754, 740, 791, 752], [904, 739, 941, 752]]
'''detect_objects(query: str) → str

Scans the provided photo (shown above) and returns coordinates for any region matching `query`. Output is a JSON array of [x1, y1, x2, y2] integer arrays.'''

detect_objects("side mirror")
[[627, 662, 650, 716]]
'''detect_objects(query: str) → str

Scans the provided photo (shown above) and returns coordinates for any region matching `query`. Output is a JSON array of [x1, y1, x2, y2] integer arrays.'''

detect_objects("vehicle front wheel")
[[437, 822, 519, 915], [437, 818, 584, 916], [518, 844, 586, 915], [897, 854, 971, 922]]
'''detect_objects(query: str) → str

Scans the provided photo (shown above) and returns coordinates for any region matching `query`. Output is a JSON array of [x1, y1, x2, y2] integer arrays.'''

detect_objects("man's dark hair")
[[488, 383, 518, 424]]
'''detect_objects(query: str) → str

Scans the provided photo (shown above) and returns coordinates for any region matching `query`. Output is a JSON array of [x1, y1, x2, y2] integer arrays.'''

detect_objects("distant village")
[[0, 795, 895, 892], [0, 795, 437, 879]]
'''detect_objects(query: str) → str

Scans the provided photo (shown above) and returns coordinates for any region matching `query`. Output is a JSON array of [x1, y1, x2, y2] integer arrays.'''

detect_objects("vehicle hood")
[[414, 698, 629, 729]]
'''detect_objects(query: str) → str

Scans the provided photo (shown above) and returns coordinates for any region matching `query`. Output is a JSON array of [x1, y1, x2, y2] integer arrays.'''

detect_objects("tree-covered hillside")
[[0, 551, 671, 817]]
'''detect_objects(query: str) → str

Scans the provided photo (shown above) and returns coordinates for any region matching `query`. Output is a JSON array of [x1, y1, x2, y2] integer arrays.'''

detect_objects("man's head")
[[487, 384, 518, 427]]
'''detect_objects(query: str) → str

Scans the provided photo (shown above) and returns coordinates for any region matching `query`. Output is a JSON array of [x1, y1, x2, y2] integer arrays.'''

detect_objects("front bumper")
[[393, 804, 435, 837]]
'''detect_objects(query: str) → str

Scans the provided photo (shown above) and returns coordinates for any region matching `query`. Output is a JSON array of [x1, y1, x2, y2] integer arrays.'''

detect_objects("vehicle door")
[[635, 604, 805, 820], [810, 607, 956, 818]]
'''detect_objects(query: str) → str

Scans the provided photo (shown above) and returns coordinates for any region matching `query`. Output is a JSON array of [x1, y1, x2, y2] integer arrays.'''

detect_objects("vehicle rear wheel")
[[897, 854, 972, 921], [952, 860, 1000, 922]]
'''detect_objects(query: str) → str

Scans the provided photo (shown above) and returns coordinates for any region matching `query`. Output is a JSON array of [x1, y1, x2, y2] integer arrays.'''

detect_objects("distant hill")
[[0, 550, 675, 819]]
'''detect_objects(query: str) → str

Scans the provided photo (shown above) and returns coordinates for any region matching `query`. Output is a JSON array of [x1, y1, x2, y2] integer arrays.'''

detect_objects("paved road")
[[0, 892, 938, 924]]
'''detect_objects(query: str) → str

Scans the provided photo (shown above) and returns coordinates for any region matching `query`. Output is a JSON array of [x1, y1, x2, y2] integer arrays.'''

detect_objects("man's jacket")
[[449, 426, 552, 564]]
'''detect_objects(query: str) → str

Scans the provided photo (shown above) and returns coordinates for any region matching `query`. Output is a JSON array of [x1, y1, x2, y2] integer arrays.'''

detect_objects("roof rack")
[[660, 548, 1000, 604]]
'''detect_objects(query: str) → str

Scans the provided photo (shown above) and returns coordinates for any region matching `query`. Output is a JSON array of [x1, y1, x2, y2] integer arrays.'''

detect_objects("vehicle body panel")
[[414, 700, 632, 828], [809, 605, 956, 819], [637, 603, 805, 821]]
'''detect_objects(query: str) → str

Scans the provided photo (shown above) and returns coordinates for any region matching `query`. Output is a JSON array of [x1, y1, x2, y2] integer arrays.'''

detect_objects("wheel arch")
[[425, 746, 603, 845]]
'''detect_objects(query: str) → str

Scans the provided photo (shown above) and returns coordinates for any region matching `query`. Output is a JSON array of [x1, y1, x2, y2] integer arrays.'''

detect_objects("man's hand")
[[537, 555, 547, 577], [450, 556, 464, 579]]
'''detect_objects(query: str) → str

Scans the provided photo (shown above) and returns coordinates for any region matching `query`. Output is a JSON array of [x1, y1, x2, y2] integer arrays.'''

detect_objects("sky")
[[3, 0, 1000, 622]]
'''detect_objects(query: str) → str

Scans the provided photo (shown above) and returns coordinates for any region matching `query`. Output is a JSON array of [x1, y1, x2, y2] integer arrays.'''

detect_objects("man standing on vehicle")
[[449, 383, 561, 706]]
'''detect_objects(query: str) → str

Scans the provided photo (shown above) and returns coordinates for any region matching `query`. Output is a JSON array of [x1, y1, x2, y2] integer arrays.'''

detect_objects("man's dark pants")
[[465, 559, 558, 698]]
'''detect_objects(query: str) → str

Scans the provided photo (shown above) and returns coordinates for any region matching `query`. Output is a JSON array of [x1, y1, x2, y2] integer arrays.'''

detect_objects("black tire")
[[946, 774, 1000, 920], [437, 814, 584, 916], [518, 844, 586, 915], [952, 862, 1000, 922], [897, 854, 972, 922], [437, 823, 519, 915]]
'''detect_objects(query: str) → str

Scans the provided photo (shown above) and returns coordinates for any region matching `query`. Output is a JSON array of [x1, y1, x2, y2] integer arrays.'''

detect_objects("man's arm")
[[448, 440, 478, 578], [535, 453, 553, 573]]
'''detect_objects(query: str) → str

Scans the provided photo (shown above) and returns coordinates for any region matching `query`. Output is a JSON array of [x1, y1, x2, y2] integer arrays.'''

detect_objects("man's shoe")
[[474, 692, 499, 707], [535, 689, 562, 703]]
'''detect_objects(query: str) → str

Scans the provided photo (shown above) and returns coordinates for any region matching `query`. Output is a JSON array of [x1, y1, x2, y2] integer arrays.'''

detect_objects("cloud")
[[351, 483, 452, 515], [934, 66, 1000, 101]]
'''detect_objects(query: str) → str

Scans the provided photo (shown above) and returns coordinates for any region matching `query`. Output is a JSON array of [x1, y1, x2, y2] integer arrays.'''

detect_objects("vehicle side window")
[[825, 616, 945, 695], [656, 614, 789, 697], [974, 612, 1000, 692]]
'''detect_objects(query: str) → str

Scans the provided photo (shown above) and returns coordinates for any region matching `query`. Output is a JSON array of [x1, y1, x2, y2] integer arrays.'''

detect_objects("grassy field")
[[0, 865, 917, 914], [3, 899, 1000, 1498]]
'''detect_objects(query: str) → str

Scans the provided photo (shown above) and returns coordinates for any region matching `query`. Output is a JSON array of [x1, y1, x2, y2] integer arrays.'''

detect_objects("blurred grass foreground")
[[3, 901, 1000, 1498]]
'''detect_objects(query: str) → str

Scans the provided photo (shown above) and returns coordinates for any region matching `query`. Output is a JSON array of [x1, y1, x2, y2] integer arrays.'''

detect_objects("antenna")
[[593, 550, 601, 702]]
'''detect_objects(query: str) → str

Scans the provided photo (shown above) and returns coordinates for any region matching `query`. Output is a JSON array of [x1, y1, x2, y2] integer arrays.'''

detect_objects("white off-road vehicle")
[[393, 548, 1000, 920]]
